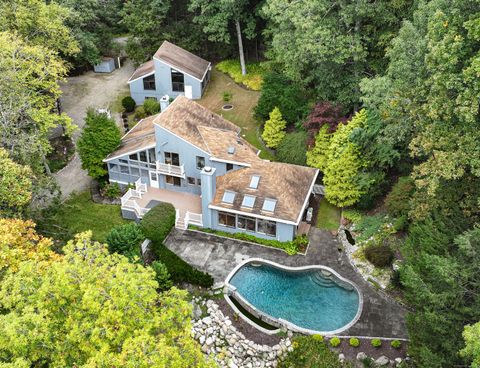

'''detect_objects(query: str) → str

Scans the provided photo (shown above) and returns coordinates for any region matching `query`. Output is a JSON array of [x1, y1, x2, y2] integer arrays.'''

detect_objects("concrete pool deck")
[[165, 228, 408, 339]]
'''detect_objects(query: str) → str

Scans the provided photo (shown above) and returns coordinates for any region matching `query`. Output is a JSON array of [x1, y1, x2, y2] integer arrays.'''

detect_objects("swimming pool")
[[225, 259, 362, 334]]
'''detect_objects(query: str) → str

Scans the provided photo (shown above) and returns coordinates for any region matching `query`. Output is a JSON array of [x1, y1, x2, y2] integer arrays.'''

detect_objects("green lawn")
[[40, 191, 128, 243], [316, 199, 341, 231], [198, 68, 275, 161]]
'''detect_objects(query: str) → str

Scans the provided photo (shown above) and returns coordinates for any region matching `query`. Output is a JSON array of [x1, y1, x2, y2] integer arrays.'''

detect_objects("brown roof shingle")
[[154, 41, 210, 80], [127, 60, 155, 83]]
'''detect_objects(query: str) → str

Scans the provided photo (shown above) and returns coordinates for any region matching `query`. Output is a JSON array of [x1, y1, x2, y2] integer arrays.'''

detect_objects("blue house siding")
[[129, 77, 161, 105]]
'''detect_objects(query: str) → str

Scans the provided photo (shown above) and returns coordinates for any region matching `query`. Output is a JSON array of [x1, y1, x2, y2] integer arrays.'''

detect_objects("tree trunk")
[[235, 19, 247, 75]]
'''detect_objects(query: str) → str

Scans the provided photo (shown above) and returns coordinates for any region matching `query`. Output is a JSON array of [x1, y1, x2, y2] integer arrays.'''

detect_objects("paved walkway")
[[54, 61, 135, 199], [165, 228, 408, 339]]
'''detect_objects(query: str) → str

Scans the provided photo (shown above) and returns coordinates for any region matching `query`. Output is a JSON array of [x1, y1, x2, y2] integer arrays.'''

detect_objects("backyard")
[[198, 68, 275, 161], [316, 199, 342, 231]]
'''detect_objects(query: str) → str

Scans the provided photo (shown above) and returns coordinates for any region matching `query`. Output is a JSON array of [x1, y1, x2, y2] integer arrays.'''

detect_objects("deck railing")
[[156, 161, 185, 177], [135, 178, 147, 193], [186, 211, 203, 227]]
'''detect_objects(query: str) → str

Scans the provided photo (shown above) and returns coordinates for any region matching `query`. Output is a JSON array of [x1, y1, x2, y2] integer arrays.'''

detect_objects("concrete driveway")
[[54, 60, 135, 199], [165, 228, 408, 339]]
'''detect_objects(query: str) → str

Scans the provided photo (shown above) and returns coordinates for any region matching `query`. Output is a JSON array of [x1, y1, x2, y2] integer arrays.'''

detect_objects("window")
[[129, 153, 138, 161], [249, 175, 260, 189], [241, 195, 256, 208], [164, 152, 180, 166], [196, 156, 205, 170], [148, 148, 156, 163], [130, 167, 140, 176], [119, 159, 128, 164], [120, 165, 129, 174], [218, 212, 235, 228], [171, 69, 184, 92], [262, 198, 277, 213], [109, 163, 118, 172], [237, 216, 256, 232], [197, 178, 202, 186], [165, 175, 181, 186], [226, 163, 234, 171], [143, 74, 156, 90], [187, 176, 196, 185], [150, 172, 157, 181], [139, 151, 148, 162], [257, 219, 276, 237], [222, 191, 236, 204]]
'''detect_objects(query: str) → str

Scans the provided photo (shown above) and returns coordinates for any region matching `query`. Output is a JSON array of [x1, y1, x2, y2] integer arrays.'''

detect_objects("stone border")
[[224, 257, 364, 336]]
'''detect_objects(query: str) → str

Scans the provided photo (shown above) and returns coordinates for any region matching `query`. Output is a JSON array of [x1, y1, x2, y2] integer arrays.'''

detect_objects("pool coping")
[[224, 258, 364, 336]]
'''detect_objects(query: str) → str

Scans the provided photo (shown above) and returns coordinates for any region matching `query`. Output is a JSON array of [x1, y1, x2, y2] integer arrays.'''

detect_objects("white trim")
[[153, 56, 211, 82], [154, 123, 211, 157], [295, 169, 320, 224], [209, 156, 251, 167], [208, 204, 296, 225], [224, 258, 364, 336], [103, 144, 156, 163], [109, 179, 130, 185], [127, 70, 156, 84]]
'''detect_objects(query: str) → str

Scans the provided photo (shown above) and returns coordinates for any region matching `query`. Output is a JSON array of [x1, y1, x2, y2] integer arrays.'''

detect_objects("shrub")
[[355, 214, 386, 242], [349, 337, 360, 347], [391, 340, 401, 349], [276, 131, 307, 165], [385, 176, 415, 218], [364, 244, 394, 268], [262, 107, 286, 149], [140, 202, 176, 243], [134, 106, 146, 120], [121, 96, 136, 112], [151, 242, 213, 287], [343, 209, 363, 224], [151, 261, 173, 291], [216, 59, 269, 90], [312, 334, 324, 342], [222, 91, 232, 102], [371, 338, 382, 348], [143, 99, 161, 116], [106, 223, 144, 260], [329, 337, 341, 347], [77, 109, 121, 179], [279, 336, 349, 368], [255, 72, 310, 124], [102, 182, 121, 199]]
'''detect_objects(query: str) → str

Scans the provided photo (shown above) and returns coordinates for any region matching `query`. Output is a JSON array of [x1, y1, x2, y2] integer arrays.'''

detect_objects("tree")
[[189, 0, 261, 75], [262, 107, 286, 149], [0, 149, 32, 217], [77, 109, 121, 179], [0, 231, 211, 367], [0, 218, 59, 276], [306, 125, 332, 172], [461, 321, 480, 368], [106, 223, 144, 260], [276, 131, 308, 166], [303, 102, 347, 146]]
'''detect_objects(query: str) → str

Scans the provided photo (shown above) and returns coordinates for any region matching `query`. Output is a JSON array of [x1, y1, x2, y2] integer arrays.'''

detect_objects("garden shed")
[[94, 57, 116, 73]]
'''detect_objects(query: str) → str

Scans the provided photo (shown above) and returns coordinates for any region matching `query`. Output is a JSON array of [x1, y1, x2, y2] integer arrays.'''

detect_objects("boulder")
[[356, 352, 367, 361], [375, 355, 390, 366]]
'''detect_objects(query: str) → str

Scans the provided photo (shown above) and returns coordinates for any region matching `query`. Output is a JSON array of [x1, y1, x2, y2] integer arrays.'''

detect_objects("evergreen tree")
[[261, 107, 286, 149], [306, 125, 332, 172]]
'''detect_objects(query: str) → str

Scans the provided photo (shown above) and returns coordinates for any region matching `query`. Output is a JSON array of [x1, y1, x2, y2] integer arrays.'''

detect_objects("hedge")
[[139, 202, 176, 243], [189, 226, 308, 255], [151, 241, 213, 288]]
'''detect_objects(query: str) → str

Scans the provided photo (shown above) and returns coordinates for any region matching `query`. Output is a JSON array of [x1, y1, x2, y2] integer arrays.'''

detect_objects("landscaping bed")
[[47, 135, 75, 173]]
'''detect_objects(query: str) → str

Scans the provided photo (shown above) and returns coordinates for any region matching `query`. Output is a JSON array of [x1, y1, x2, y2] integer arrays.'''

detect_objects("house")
[[127, 41, 211, 105], [104, 96, 318, 242]]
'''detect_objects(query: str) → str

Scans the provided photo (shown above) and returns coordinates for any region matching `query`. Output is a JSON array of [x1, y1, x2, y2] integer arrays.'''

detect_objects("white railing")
[[186, 211, 203, 227], [156, 161, 185, 177], [135, 178, 147, 193], [121, 188, 142, 207], [121, 187, 149, 218]]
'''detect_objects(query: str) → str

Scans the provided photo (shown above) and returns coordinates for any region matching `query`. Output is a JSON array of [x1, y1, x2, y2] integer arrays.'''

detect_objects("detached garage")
[[94, 57, 116, 73]]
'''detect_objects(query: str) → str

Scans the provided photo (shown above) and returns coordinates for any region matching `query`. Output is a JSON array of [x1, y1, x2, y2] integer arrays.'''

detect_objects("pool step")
[[310, 272, 336, 288]]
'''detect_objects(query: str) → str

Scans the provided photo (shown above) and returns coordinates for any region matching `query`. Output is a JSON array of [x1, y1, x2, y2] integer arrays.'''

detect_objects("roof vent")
[[227, 146, 235, 154]]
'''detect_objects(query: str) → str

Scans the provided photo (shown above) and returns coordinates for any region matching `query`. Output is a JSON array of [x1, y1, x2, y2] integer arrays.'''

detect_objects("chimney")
[[200, 166, 216, 228], [160, 95, 170, 111]]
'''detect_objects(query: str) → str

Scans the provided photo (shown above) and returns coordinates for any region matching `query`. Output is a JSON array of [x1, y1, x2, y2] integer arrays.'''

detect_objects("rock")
[[199, 336, 205, 345], [395, 357, 403, 365], [338, 353, 345, 362], [205, 337, 214, 346], [202, 316, 212, 325], [375, 355, 390, 366], [193, 304, 203, 319], [356, 352, 367, 361]]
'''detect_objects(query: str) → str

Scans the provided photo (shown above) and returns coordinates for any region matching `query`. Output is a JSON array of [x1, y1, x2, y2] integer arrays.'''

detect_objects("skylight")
[[241, 195, 256, 208], [222, 191, 236, 204], [262, 198, 277, 213], [249, 175, 260, 189]]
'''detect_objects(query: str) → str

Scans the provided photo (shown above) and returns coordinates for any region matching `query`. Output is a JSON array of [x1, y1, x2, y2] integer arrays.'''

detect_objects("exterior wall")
[[106, 147, 157, 186], [129, 59, 206, 105], [94, 58, 115, 73], [209, 208, 296, 242]]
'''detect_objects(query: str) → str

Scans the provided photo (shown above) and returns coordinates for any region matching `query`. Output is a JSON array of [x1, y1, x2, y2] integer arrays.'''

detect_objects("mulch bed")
[[215, 297, 283, 346], [329, 337, 407, 362]]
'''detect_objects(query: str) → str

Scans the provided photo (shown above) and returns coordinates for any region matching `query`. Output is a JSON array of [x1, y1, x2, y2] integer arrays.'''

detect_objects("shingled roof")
[[127, 60, 154, 83], [154, 41, 210, 81]]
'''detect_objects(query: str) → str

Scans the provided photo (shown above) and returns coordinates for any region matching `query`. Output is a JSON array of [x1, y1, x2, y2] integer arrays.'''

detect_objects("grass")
[[111, 90, 131, 114], [316, 199, 341, 231], [39, 191, 128, 243], [198, 68, 275, 161]]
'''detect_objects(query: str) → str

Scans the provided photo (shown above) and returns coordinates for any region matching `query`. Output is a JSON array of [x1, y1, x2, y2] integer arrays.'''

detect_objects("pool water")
[[229, 263, 360, 332]]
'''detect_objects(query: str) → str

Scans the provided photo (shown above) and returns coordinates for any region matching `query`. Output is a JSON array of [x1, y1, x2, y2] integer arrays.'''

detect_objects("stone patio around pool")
[[164, 228, 408, 340]]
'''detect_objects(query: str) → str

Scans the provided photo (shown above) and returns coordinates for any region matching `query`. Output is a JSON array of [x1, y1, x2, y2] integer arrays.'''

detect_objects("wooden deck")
[[136, 187, 202, 218]]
